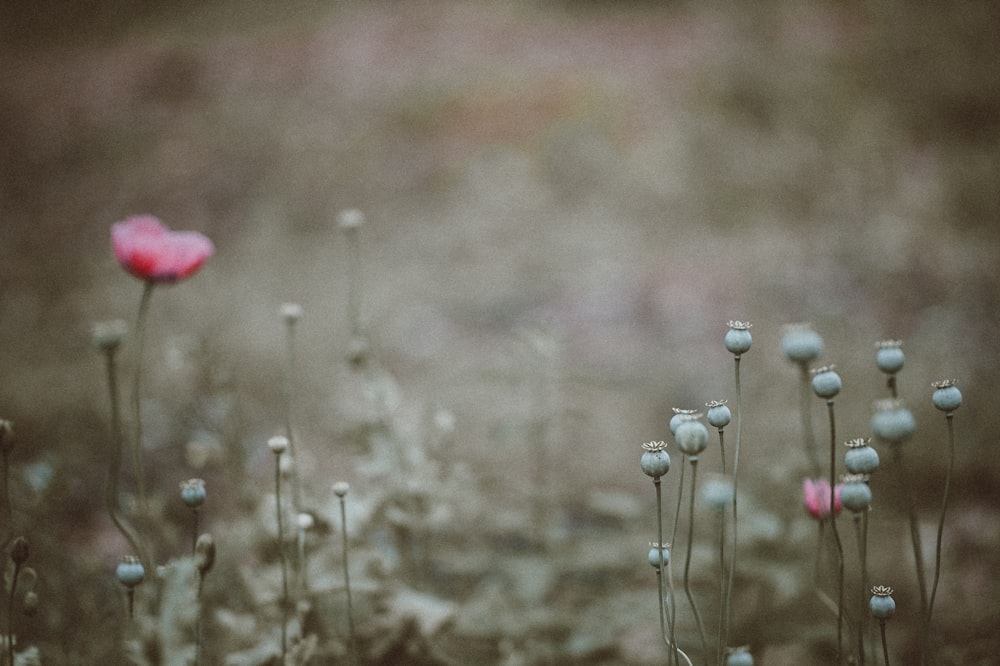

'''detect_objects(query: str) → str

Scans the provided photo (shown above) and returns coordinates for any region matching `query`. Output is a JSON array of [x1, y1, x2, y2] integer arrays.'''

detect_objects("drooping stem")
[[683, 457, 708, 665], [827, 400, 845, 665], [130, 281, 155, 517], [102, 347, 150, 571], [925, 413, 956, 661], [274, 453, 288, 661], [893, 443, 928, 617]]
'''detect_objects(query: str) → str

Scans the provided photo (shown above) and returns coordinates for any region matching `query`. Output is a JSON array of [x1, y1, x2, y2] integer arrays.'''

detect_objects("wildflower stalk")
[[853, 512, 869, 666], [97, 328, 149, 571], [682, 456, 708, 665], [653, 480, 690, 666], [669, 462, 686, 666], [878, 620, 890, 666], [724, 356, 742, 655], [333, 483, 357, 663], [716, 496, 727, 666], [826, 400, 845, 665], [0, 421, 14, 551], [6, 538, 27, 666], [799, 364, 821, 476], [130, 281, 155, 517], [281, 304, 304, 511], [925, 407, 957, 660], [892, 444, 928, 617], [268, 438, 290, 662]]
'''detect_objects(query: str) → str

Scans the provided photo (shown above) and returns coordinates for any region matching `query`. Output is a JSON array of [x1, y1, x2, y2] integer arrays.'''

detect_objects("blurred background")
[[1, 1, 998, 663]]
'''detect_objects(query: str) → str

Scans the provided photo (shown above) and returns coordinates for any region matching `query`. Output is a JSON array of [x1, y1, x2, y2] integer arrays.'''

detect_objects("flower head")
[[931, 379, 962, 413], [803, 478, 843, 520], [112, 215, 214, 283]]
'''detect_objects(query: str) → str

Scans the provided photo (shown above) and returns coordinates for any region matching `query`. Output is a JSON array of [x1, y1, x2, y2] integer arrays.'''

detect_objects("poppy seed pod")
[[871, 400, 916, 443], [332, 481, 351, 497], [268, 435, 289, 455], [640, 442, 671, 479], [116, 556, 145, 589], [844, 438, 880, 474], [931, 380, 962, 413], [724, 321, 752, 356], [706, 400, 731, 429], [180, 478, 206, 508], [840, 475, 872, 513], [811, 366, 842, 399], [875, 340, 904, 374], [669, 408, 697, 436], [781, 324, 824, 364], [869, 585, 896, 619], [647, 543, 670, 570], [724, 646, 754, 666], [676, 419, 709, 456]]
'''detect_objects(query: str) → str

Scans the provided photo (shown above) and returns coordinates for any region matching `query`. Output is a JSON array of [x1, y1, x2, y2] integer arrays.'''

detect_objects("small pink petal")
[[112, 215, 214, 283]]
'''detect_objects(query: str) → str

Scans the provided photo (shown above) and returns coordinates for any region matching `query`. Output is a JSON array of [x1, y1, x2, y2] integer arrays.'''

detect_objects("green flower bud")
[[676, 418, 709, 456], [640, 442, 671, 479], [844, 438, 879, 474]]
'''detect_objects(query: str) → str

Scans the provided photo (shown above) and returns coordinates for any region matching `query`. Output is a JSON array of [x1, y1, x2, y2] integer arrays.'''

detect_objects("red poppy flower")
[[112, 215, 214, 283], [803, 478, 843, 520]]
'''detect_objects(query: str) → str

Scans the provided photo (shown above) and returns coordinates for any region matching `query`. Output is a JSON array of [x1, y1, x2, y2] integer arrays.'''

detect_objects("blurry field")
[[1, 1, 999, 663]]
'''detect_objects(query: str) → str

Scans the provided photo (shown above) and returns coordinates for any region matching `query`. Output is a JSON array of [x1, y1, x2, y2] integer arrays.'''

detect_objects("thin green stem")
[[274, 453, 288, 661], [724, 356, 742, 653], [879, 620, 890, 666], [716, 505, 726, 666], [283, 317, 303, 511], [826, 400, 845, 665], [799, 363, 821, 477], [191, 508, 200, 556], [887, 375, 898, 399], [102, 348, 150, 572], [6, 561, 20, 666], [669, 461, 686, 665], [925, 413, 956, 662], [893, 444, 928, 617], [345, 224, 362, 339], [854, 513, 867, 666], [683, 457, 707, 665], [339, 494, 357, 664], [130, 282, 154, 518]]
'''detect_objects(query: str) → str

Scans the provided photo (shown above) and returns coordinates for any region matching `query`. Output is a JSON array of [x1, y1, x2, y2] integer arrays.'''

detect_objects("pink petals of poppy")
[[803, 478, 843, 520], [112, 215, 214, 283]]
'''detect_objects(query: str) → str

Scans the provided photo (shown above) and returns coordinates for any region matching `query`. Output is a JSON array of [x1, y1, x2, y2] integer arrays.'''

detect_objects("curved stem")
[[102, 348, 150, 572], [683, 457, 707, 665], [826, 400, 844, 665], [893, 444, 928, 617], [925, 413, 955, 661]]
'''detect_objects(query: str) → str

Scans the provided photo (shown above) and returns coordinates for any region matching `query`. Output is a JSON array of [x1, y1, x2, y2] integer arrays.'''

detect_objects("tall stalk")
[[826, 400, 845, 665], [130, 281, 155, 517]]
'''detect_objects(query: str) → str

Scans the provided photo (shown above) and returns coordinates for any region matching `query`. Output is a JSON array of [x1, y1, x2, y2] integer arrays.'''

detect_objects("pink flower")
[[803, 478, 843, 520], [112, 215, 214, 283]]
